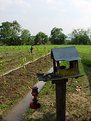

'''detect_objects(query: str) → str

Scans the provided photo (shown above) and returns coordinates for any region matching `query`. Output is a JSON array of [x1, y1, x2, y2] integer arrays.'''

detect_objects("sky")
[[0, 0, 91, 36]]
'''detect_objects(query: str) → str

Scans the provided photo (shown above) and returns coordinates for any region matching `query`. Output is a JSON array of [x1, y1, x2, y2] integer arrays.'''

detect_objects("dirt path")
[[2, 68, 53, 121]]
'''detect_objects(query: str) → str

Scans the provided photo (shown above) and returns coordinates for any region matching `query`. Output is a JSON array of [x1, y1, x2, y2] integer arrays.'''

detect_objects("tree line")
[[0, 20, 91, 45]]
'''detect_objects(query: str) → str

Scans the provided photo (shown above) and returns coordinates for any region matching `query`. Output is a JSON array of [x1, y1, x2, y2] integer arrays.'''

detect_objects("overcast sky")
[[0, 0, 91, 36]]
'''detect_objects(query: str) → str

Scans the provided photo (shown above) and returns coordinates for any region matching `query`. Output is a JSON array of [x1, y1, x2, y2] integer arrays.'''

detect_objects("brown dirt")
[[0, 52, 39, 74], [0, 54, 52, 115]]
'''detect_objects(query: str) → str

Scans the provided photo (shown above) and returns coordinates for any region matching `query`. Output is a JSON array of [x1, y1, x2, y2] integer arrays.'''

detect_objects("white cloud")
[[0, 0, 12, 10], [69, 0, 91, 15], [40, 0, 56, 4], [14, 0, 31, 9], [67, 0, 91, 30], [0, 0, 31, 11], [46, 0, 55, 3], [45, 0, 91, 16]]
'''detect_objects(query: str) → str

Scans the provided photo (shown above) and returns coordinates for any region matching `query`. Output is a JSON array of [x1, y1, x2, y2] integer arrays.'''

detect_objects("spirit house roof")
[[51, 47, 81, 61]]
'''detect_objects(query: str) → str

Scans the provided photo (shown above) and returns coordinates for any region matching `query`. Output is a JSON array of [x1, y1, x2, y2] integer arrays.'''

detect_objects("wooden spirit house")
[[38, 46, 83, 121], [51, 47, 82, 78]]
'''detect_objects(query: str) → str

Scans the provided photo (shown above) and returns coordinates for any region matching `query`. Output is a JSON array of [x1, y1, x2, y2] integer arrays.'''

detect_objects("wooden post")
[[52, 79, 68, 121], [53, 59, 56, 73]]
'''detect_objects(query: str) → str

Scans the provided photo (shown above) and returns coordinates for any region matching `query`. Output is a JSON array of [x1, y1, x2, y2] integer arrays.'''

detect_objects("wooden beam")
[[53, 59, 56, 73], [52, 79, 68, 121]]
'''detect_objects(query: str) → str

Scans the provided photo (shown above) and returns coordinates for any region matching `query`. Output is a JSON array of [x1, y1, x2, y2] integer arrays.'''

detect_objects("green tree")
[[0, 21, 12, 44], [49, 27, 66, 44], [0, 20, 21, 45], [34, 32, 48, 45], [28, 36, 35, 45], [71, 29, 90, 45], [21, 29, 31, 45], [11, 20, 21, 33]]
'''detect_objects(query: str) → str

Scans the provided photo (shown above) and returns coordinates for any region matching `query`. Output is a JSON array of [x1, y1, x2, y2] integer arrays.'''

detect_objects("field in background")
[[0, 45, 50, 75], [0, 45, 91, 75]]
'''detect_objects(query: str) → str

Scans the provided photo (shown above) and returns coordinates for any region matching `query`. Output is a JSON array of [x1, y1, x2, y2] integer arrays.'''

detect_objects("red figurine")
[[30, 87, 41, 109]]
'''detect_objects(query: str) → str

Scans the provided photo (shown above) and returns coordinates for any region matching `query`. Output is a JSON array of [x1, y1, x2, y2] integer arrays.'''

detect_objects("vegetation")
[[0, 20, 91, 45], [0, 54, 52, 116], [70, 29, 91, 45], [0, 18, 91, 121], [49, 27, 66, 44], [0, 20, 21, 45], [0, 45, 51, 75], [0, 45, 91, 121], [0, 45, 90, 76], [22, 46, 91, 121], [35, 32, 48, 45], [20, 29, 31, 45]]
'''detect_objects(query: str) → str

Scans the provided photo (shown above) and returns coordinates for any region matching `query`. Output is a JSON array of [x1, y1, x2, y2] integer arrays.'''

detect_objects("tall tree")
[[0, 20, 21, 45], [21, 29, 31, 45], [71, 29, 90, 45], [11, 20, 21, 33], [50, 27, 66, 44], [0, 21, 12, 44], [29, 36, 35, 45], [34, 32, 48, 45]]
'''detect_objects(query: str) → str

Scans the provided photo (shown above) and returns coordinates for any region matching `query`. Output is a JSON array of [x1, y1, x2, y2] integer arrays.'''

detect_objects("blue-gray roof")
[[51, 47, 81, 61]]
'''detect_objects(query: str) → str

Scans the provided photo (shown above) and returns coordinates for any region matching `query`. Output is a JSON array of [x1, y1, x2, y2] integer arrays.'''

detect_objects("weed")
[[0, 103, 8, 109], [22, 86, 27, 91]]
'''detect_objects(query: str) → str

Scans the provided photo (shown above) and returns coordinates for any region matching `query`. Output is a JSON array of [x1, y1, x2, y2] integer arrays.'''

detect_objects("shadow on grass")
[[25, 112, 56, 121], [82, 63, 91, 93], [24, 112, 91, 121], [80, 52, 91, 93], [0, 115, 2, 121]]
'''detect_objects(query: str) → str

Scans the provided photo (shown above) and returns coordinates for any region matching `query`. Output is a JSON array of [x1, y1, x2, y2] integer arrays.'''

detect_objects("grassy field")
[[0, 45, 51, 75], [0, 45, 91, 75], [0, 45, 91, 120]]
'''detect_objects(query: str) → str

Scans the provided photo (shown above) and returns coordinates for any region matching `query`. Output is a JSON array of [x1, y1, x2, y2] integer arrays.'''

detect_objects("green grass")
[[0, 45, 91, 54], [0, 45, 52, 74], [79, 53, 91, 66], [38, 81, 55, 96], [21, 45, 91, 121]]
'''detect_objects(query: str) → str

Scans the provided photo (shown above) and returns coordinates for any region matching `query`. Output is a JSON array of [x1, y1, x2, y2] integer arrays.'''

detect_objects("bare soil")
[[0, 54, 52, 115]]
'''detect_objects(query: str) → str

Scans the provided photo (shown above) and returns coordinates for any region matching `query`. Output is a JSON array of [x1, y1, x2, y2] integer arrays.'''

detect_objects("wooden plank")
[[37, 73, 83, 81]]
